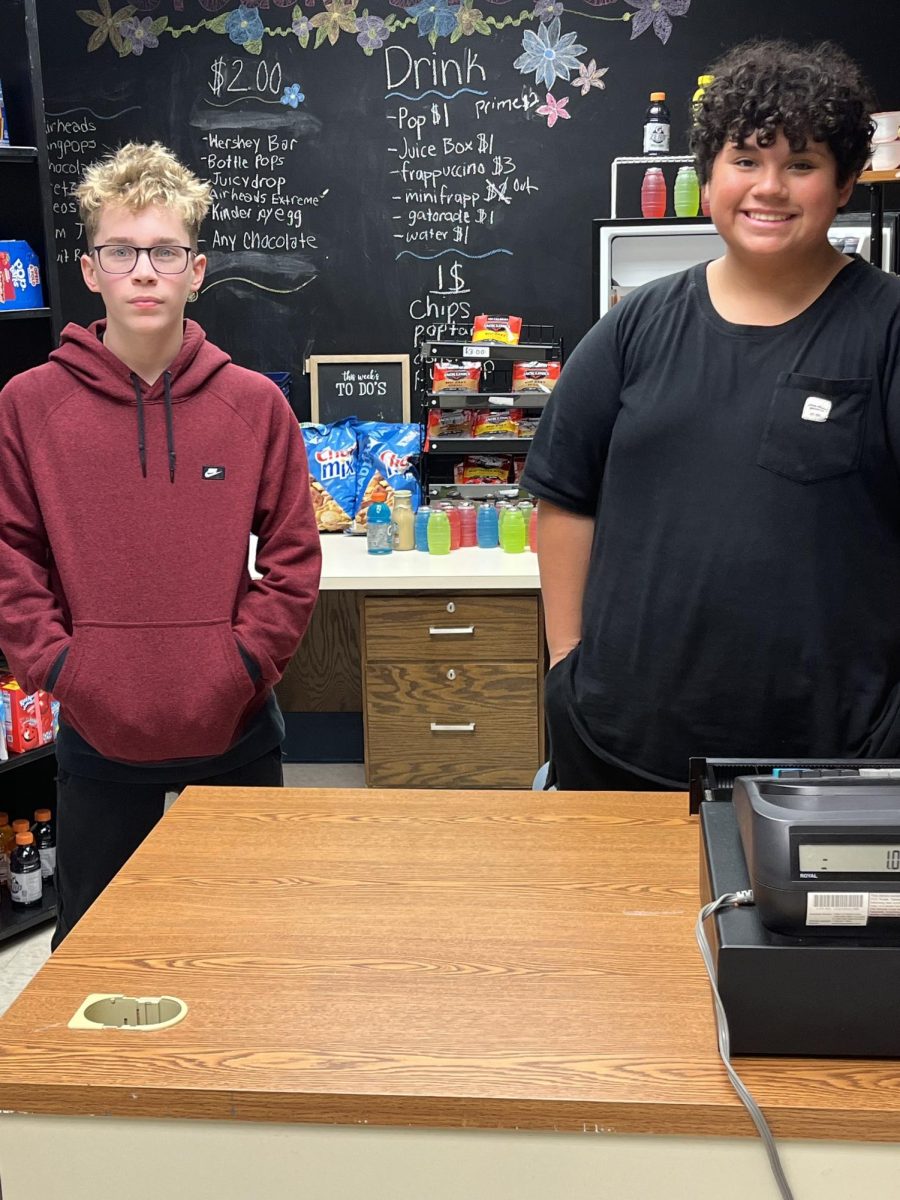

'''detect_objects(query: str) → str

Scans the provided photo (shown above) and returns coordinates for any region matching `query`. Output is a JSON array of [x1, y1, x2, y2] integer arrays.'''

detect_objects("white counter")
[[318, 533, 539, 591]]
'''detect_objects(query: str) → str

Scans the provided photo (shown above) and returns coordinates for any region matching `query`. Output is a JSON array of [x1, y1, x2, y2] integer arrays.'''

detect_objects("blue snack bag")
[[354, 421, 422, 530], [301, 419, 359, 532]]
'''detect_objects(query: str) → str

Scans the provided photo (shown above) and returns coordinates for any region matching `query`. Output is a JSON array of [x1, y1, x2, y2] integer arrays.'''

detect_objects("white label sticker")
[[802, 396, 832, 422], [868, 894, 900, 918], [462, 344, 490, 359], [807, 892, 868, 925]]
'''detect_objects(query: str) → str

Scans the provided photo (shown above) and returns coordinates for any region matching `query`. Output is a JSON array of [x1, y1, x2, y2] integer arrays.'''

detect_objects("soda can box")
[[0, 79, 9, 145], [0, 241, 44, 309]]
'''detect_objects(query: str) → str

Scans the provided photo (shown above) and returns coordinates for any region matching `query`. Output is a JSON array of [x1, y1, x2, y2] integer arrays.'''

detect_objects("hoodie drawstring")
[[131, 374, 147, 479], [131, 370, 177, 483], [163, 371, 176, 484]]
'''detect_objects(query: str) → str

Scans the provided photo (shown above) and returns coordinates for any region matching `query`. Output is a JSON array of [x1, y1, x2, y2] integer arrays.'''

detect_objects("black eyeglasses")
[[92, 244, 195, 275]]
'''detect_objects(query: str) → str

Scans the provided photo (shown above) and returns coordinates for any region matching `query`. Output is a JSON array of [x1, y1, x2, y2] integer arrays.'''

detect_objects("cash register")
[[694, 758, 900, 1057]]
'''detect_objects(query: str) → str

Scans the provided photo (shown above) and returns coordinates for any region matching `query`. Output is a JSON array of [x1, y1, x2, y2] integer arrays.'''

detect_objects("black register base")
[[700, 801, 900, 1058]]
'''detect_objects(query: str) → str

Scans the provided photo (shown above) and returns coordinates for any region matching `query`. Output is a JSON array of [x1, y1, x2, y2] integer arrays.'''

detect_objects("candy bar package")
[[354, 421, 422, 530], [301, 419, 359, 532], [471, 314, 522, 345]]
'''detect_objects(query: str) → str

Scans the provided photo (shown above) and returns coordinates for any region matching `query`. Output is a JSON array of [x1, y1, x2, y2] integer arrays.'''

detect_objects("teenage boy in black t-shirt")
[[523, 39, 900, 789]]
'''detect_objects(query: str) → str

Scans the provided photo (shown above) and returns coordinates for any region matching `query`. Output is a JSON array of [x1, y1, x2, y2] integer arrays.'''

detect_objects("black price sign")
[[306, 354, 410, 425]]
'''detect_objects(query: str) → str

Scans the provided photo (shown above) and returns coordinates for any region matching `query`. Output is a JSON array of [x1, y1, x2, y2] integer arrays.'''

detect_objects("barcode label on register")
[[807, 893, 869, 926]]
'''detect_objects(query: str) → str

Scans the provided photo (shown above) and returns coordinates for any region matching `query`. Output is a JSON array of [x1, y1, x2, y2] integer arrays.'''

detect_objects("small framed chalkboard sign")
[[306, 354, 411, 425]]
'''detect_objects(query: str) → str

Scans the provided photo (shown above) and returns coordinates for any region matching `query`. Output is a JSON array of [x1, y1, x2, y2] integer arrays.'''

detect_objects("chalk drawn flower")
[[225, 4, 265, 46], [118, 15, 159, 55], [356, 12, 390, 52], [280, 83, 305, 107], [311, 0, 359, 47], [77, 0, 137, 54], [624, 0, 691, 45], [532, 0, 563, 24], [292, 8, 313, 46], [536, 92, 570, 128], [573, 59, 608, 96], [408, 0, 458, 41], [513, 18, 586, 90], [452, 0, 490, 39]]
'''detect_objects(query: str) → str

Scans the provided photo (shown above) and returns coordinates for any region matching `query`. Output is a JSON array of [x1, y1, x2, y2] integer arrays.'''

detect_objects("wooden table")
[[1, 789, 899, 1199]]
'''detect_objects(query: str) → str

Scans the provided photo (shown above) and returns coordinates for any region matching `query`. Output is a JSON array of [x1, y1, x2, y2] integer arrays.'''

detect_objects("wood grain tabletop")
[[1, 788, 899, 1140]]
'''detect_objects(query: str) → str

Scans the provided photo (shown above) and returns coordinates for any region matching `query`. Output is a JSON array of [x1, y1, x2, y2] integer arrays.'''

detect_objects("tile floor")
[[0, 762, 367, 1017]]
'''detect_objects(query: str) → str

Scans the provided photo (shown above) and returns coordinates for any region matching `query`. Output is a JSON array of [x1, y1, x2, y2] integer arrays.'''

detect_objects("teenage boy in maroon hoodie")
[[0, 143, 322, 945]]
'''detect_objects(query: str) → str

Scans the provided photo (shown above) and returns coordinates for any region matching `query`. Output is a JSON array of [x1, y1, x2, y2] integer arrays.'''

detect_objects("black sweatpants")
[[52, 745, 283, 949], [544, 649, 680, 792]]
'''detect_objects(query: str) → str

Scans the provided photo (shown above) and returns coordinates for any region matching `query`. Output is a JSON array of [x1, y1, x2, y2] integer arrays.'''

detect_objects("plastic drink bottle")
[[445, 504, 461, 551], [528, 506, 538, 553], [366, 489, 393, 555], [458, 502, 477, 547], [674, 165, 700, 217], [10, 831, 42, 908], [391, 489, 415, 551], [692, 74, 714, 116], [640, 167, 666, 219], [517, 500, 534, 527], [496, 502, 512, 550], [476, 502, 499, 549], [643, 91, 670, 155], [31, 808, 56, 881], [503, 507, 527, 554], [414, 505, 431, 551], [427, 507, 452, 555], [0, 812, 14, 889]]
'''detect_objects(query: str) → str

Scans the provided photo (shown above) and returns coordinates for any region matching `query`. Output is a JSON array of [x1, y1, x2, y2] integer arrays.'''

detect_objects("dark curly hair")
[[690, 40, 875, 187]]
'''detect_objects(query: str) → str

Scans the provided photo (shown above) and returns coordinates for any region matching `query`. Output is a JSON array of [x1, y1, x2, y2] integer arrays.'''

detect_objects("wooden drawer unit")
[[362, 592, 545, 788], [363, 595, 538, 663]]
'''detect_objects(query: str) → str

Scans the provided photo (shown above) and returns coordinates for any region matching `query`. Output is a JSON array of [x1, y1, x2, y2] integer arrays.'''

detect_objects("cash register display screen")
[[799, 844, 900, 873]]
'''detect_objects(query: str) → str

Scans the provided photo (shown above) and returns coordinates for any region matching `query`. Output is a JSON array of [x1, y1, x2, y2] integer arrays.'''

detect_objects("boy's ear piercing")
[[187, 291, 199, 303]]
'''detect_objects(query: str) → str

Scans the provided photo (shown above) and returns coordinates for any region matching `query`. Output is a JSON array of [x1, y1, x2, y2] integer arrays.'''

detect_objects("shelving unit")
[[858, 168, 900, 272], [419, 328, 562, 499], [0, 0, 61, 941]]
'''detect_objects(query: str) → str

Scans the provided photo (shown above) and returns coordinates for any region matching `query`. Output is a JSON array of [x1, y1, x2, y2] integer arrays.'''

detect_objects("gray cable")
[[695, 891, 797, 1200]]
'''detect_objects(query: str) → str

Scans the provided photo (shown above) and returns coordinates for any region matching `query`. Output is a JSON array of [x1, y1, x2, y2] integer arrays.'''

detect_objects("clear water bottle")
[[476, 501, 499, 549], [427, 507, 452, 555], [366, 489, 393, 555], [458, 502, 477, 547], [414, 504, 431, 552], [503, 507, 527, 554]]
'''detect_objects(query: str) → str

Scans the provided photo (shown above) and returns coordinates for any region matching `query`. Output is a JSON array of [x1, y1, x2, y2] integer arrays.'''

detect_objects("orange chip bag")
[[432, 361, 482, 392], [471, 314, 522, 345], [512, 361, 561, 392]]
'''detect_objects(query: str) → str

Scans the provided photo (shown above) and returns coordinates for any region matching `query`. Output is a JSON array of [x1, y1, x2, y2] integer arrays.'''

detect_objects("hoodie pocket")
[[53, 621, 256, 763]]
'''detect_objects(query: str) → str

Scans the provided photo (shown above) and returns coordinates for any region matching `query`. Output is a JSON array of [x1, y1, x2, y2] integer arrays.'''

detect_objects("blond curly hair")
[[76, 142, 212, 248]]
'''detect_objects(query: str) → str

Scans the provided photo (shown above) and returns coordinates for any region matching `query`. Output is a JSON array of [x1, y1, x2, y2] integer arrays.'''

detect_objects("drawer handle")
[[428, 625, 475, 636], [430, 722, 476, 733]]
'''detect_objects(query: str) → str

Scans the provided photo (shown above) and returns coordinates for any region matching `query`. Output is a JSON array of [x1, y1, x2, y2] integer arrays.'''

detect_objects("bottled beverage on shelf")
[[0, 812, 14, 889], [496, 501, 513, 550], [427, 507, 452, 555], [503, 507, 527, 554], [529, 505, 538, 553], [31, 809, 56, 881], [12, 819, 29, 838], [643, 91, 670, 155], [674, 165, 700, 217], [414, 504, 431, 552], [692, 74, 714, 117], [517, 500, 534, 527], [445, 504, 461, 551], [366, 489, 393, 555], [458, 502, 477, 547], [391, 489, 415, 551], [640, 167, 667, 219], [476, 501, 499, 549], [9, 832, 42, 909]]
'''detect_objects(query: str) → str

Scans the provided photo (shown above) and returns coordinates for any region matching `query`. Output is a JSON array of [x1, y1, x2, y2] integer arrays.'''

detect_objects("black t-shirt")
[[522, 258, 900, 785]]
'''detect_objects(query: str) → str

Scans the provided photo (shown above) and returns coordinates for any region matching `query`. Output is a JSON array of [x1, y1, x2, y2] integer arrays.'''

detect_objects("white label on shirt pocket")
[[802, 396, 833, 422]]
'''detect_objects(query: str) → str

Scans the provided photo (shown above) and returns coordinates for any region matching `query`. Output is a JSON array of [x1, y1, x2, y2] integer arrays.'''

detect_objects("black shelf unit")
[[419, 325, 562, 497], [0, 0, 61, 941]]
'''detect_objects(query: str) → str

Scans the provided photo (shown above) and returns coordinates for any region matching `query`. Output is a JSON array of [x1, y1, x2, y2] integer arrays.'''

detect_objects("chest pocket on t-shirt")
[[757, 373, 870, 483]]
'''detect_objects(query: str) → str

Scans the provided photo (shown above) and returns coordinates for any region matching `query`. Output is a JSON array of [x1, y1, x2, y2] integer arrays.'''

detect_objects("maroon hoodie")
[[0, 319, 321, 763]]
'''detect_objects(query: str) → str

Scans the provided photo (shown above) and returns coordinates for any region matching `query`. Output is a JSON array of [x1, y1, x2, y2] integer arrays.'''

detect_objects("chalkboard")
[[38, 1, 900, 420], [306, 353, 410, 423]]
